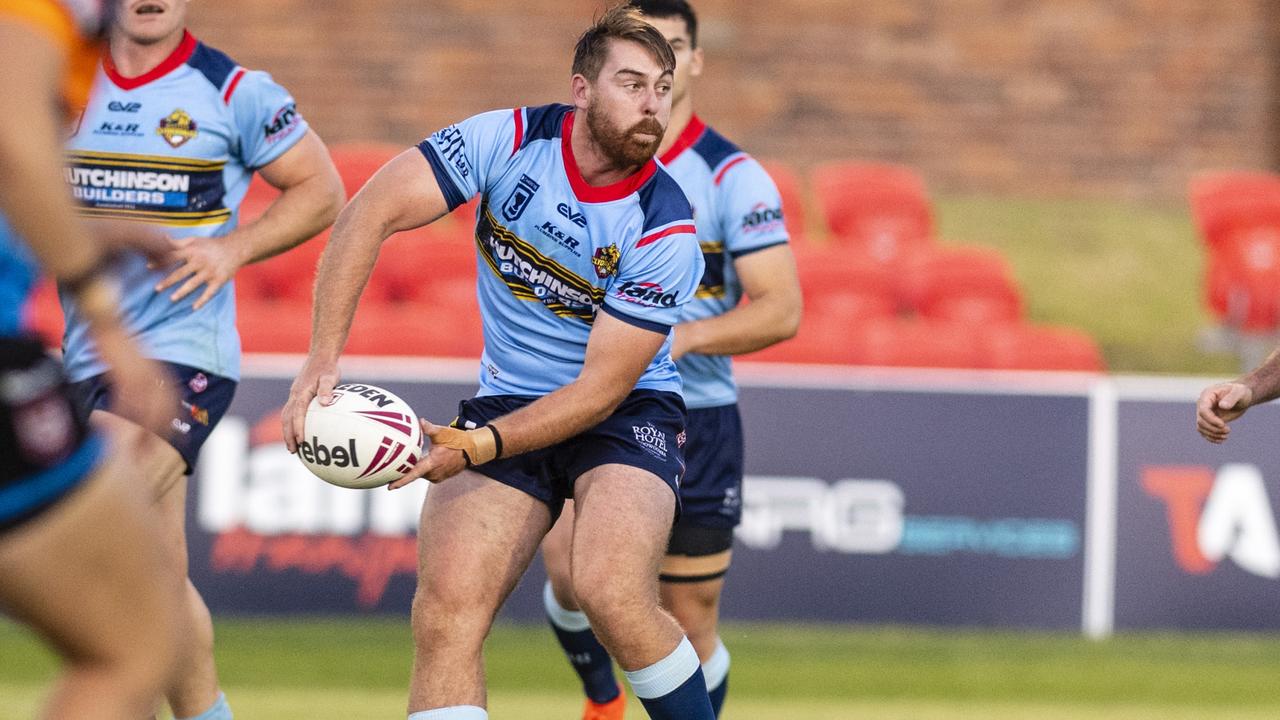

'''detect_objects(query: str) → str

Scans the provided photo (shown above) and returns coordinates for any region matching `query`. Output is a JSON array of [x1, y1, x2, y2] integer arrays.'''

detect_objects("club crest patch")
[[157, 108, 198, 148], [592, 243, 620, 279]]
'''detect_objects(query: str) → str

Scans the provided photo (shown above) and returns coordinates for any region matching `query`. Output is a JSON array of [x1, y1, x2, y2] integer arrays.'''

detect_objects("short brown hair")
[[572, 4, 676, 81]]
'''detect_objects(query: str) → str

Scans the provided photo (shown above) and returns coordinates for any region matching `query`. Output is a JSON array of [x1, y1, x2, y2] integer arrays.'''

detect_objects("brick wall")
[[189, 0, 1280, 200]]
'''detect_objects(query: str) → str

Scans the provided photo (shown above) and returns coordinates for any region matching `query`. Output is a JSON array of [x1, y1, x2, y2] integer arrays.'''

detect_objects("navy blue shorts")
[[68, 362, 237, 473], [452, 389, 687, 521], [0, 335, 103, 533], [674, 404, 744, 532]]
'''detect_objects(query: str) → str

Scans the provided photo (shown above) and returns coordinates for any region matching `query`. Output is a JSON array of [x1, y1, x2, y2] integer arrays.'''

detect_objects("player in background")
[[282, 6, 715, 719], [59, 1, 345, 718], [1197, 350, 1280, 443], [0, 1, 182, 718], [540, 2, 802, 718]]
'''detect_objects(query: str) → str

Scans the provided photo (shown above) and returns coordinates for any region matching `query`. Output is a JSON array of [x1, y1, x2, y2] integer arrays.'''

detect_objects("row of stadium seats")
[[23, 143, 1105, 371], [1190, 171, 1280, 332]]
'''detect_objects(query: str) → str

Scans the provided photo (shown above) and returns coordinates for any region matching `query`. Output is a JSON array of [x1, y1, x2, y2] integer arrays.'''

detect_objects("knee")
[[544, 562, 577, 611], [664, 584, 721, 649], [571, 568, 653, 631], [410, 582, 491, 656], [71, 620, 177, 708]]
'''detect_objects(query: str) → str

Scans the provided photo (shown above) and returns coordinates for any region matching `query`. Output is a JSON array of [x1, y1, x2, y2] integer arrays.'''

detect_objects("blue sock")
[[702, 639, 731, 717], [177, 692, 232, 720], [407, 707, 487, 720], [624, 637, 715, 720], [543, 581, 620, 703]]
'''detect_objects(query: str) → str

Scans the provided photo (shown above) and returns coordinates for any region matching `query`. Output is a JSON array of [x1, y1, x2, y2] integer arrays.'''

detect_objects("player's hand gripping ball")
[[297, 383, 423, 488]]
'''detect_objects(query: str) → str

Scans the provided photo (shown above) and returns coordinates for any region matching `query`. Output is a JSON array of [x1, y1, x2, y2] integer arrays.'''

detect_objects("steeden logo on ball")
[[298, 383, 423, 489]]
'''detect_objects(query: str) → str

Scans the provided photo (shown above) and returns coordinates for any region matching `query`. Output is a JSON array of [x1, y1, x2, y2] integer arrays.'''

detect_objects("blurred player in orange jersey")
[[539, 2, 802, 718], [58, 2, 344, 718], [0, 1, 183, 718]]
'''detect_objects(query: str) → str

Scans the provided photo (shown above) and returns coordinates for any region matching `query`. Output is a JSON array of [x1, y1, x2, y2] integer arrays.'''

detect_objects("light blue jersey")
[[658, 116, 790, 409], [418, 103, 703, 397], [60, 30, 308, 381]]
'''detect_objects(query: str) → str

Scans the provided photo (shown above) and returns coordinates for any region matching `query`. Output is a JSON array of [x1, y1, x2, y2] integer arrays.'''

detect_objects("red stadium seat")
[[810, 161, 935, 262], [744, 315, 985, 369], [758, 159, 808, 241], [1205, 225, 1280, 330], [795, 250, 898, 321], [1188, 172, 1280, 331], [903, 245, 1023, 324], [981, 323, 1105, 372], [1189, 171, 1280, 251], [238, 239, 325, 304], [328, 142, 403, 198], [236, 296, 313, 353], [846, 318, 984, 369], [346, 300, 482, 358], [370, 232, 477, 306]]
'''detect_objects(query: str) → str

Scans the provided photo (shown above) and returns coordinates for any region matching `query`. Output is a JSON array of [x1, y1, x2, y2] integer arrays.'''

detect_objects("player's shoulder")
[[183, 38, 241, 95], [513, 103, 572, 150], [690, 123, 743, 172], [636, 165, 695, 235], [691, 122, 771, 188], [186, 37, 288, 107]]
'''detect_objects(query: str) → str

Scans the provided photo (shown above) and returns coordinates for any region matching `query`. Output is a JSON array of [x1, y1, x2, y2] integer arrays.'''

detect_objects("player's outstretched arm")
[[1196, 348, 1280, 443], [672, 244, 801, 359], [283, 148, 453, 453], [157, 130, 346, 309], [389, 312, 668, 486]]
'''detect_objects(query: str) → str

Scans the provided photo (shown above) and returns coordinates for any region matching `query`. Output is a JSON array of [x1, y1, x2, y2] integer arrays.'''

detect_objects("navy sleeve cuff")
[[416, 141, 468, 211], [601, 303, 671, 335], [728, 239, 789, 260]]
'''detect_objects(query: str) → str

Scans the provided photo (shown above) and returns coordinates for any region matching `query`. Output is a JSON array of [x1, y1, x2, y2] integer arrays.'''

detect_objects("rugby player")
[[540, 2, 802, 717], [282, 6, 716, 719]]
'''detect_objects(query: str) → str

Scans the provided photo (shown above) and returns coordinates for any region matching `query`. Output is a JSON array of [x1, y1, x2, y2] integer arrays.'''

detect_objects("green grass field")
[[3, 618, 1279, 719], [935, 196, 1237, 376]]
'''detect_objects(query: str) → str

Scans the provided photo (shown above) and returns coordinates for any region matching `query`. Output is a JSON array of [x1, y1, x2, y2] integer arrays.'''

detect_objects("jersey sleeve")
[[717, 157, 790, 257], [229, 70, 309, 169], [604, 214, 705, 333], [416, 108, 517, 212]]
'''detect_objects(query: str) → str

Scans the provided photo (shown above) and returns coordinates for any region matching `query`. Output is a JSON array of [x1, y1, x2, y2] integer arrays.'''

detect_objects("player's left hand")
[[386, 419, 477, 489], [1196, 381, 1253, 444], [155, 234, 248, 310]]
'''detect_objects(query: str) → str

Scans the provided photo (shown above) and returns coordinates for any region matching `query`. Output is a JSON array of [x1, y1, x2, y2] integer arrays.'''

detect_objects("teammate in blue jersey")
[[282, 7, 715, 720], [0, 2, 182, 718], [540, 3, 803, 718], [59, 2, 346, 719]]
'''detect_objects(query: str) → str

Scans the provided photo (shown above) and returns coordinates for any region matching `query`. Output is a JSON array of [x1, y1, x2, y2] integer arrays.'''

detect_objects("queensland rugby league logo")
[[592, 243, 620, 278], [157, 108, 198, 148]]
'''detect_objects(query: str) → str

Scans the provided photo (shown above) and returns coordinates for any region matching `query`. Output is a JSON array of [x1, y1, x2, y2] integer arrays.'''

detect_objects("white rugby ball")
[[298, 383, 423, 489]]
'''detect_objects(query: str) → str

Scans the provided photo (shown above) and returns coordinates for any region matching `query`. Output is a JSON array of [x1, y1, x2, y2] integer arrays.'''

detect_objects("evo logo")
[[556, 202, 587, 228], [1143, 464, 1280, 578]]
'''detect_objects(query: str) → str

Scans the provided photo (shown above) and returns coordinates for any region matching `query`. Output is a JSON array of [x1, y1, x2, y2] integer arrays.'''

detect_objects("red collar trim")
[[561, 111, 658, 204], [659, 115, 706, 165], [103, 30, 197, 90]]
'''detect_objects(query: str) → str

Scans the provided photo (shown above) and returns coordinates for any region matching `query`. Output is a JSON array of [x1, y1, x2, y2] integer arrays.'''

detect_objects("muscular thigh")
[[0, 455, 173, 663], [417, 470, 553, 612], [571, 463, 677, 590]]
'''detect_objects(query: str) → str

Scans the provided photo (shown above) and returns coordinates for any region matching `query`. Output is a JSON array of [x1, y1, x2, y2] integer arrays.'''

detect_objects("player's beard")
[[585, 97, 664, 170]]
